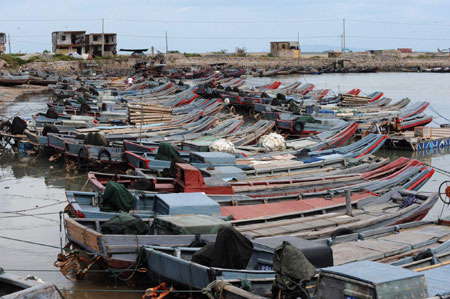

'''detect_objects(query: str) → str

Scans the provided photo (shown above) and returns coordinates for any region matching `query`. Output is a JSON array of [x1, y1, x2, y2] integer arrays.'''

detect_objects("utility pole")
[[101, 18, 105, 56], [342, 18, 346, 53], [165, 30, 168, 55], [297, 32, 300, 62], [8, 34, 11, 54]]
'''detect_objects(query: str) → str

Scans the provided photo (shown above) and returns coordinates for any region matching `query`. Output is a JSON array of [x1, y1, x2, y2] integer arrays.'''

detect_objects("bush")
[[52, 54, 79, 61], [184, 53, 201, 57], [0, 54, 28, 67], [416, 54, 434, 59], [94, 55, 115, 60], [214, 49, 227, 54], [234, 47, 247, 57]]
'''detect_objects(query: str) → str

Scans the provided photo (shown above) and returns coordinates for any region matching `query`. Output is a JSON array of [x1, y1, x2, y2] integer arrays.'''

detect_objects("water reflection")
[[0, 151, 86, 190]]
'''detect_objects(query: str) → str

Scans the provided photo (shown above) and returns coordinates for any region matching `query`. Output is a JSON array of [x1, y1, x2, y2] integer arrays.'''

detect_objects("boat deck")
[[423, 263, 450, 297], [333, 223, 450, 265], [384, 127, 450, 151]]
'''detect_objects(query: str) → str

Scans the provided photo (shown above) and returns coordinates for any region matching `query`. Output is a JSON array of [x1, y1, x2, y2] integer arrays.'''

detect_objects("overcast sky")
[[2, 0, 450, 53]]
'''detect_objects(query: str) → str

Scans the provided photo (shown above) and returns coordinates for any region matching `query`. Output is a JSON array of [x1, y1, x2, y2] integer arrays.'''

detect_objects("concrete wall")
[[270, 42, 300, 58]]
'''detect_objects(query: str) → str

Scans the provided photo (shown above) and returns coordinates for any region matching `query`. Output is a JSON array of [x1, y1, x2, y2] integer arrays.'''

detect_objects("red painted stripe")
[[356, 135, 387, 158]]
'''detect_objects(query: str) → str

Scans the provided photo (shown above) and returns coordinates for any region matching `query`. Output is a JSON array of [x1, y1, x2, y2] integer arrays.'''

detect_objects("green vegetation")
[[94, 55, 115, 60], [184, 52, 201, 57], [0, 53, 81, 68], [213, 49, 228, 54], [267, 53, 275, 57], [415, 54, 434, 59], [52, 54, 80, 61], [0, 54, 49, 67]]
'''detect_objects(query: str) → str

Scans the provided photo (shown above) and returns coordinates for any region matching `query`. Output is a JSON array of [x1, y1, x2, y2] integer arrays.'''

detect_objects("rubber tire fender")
[[78, 147, 88, 165], [98, 149, 112, 164], [293, 121, 304, 133]]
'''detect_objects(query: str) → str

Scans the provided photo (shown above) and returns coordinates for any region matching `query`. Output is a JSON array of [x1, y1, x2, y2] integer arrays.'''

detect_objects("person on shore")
[[127, 77, 133, 88]]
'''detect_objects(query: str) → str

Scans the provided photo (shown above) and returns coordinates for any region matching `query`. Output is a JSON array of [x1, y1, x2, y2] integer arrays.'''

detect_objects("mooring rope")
[[428, 104, 450, 124], [0, 235, 60, 249], [0, 200, 66, 214]]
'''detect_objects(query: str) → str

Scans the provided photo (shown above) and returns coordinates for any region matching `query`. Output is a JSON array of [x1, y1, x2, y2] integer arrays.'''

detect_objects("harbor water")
[[1, 72, 450, 298]]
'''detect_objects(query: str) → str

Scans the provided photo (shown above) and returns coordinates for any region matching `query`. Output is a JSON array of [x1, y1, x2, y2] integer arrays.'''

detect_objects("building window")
[[282, 44, 285, 49], [93, 35, 98, 41], [62, 35, 66, 41]]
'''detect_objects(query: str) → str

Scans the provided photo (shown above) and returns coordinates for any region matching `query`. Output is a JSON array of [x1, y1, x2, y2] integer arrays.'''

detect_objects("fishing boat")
[[87, 154, 433, 206], [232, 188, 439, 239], [61, 215, 223, 271], [0, 269, 62, 298], [0, 74, 29, 86]]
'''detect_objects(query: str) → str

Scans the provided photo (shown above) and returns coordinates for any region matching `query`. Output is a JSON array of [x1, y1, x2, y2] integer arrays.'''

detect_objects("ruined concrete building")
[[52, 31, 87, 55], [52, 31, 117, 57], [0, 33, 6, 55], [270, 41, 300, 58], [85, 33, 117, 56]]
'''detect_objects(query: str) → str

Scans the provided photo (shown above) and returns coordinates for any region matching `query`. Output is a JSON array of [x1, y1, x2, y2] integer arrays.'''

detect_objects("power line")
[[107, 18, 341, 24], [118, 34, 341, 40], [347, 35, 450, 41], [0, 19, 101, 22], [347, 19, 450, 28], [9, 35, 49, 38]]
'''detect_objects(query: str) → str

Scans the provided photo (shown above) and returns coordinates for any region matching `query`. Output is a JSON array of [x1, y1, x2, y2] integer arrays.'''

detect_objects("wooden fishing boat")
[[88, 154, 434, 205], [0, 270, 62, 298], [265, 114, 349, 135], [62, 215, 222, 269], [0, 74, 29, 86], [141, 217, 449, 297], [64, 138, 125, 166], [232, 188, 438, 239], [142, 241, 278, 296], [319, 219, 450, 266], [61, 187, 438, 286]]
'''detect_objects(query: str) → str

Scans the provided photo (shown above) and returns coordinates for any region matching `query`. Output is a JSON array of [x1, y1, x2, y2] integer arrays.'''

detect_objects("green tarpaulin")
[[152, 215, 231, 235], [100, 181, 135, 212], [101, 213, 149, 235], [155, 142, 180, 161]]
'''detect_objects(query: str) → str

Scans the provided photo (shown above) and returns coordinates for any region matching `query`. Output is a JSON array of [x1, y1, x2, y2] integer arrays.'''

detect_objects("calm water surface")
[[1, 72, 450, 298]]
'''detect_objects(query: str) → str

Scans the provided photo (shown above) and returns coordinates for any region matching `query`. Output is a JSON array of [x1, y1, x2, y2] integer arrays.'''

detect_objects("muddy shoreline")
[[0, 85, 50, 108], [10, 53, 448, 73]]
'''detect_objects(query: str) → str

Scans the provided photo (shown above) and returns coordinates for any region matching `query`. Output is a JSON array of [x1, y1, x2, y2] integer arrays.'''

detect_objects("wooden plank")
[[352, 239, 412, 256], [332, 243, 382, 265], [381, 231, 436, 246], [65, 217, 101, 252]]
